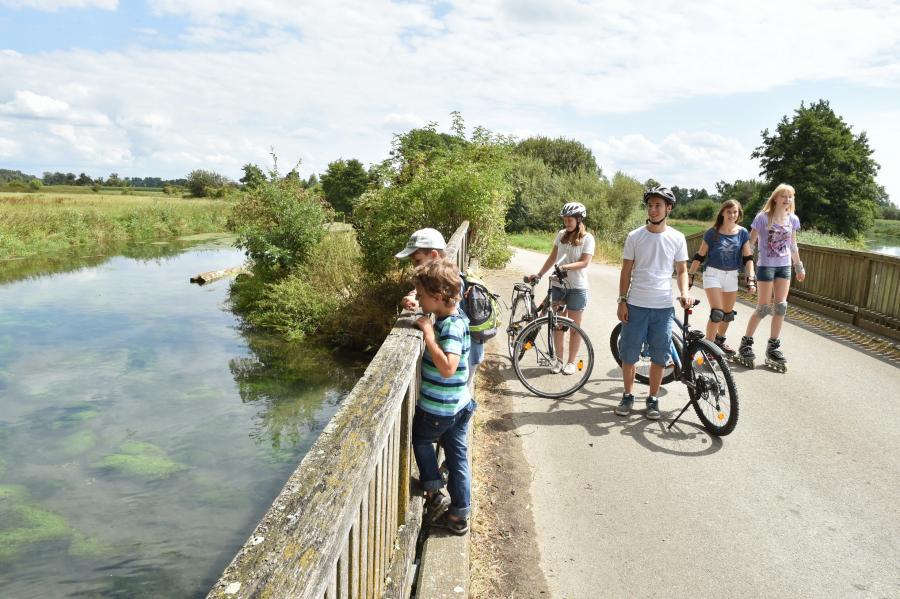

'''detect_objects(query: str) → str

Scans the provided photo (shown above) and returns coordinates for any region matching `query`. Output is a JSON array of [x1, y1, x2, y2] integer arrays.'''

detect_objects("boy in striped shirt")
[[411, 258, 474, 535]]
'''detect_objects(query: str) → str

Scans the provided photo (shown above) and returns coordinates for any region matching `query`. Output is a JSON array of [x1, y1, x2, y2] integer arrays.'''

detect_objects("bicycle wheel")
[[513, 316, 594, 398], [686, 340, 739, 436], [506, 294, 528, 359], [608, 323, 680, 385]]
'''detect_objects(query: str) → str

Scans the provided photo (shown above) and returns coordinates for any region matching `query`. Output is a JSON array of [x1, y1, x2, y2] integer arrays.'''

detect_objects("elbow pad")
[[692, 253, 706, 264], [742, 254, 753, 265]]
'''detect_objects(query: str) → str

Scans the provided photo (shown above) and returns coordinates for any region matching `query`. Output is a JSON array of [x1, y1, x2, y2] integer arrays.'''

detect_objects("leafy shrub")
[[228, 174, 328, 272], [353, 131, 513, 276], [674, 198, 719, 221], [187, 169, 229, 198]]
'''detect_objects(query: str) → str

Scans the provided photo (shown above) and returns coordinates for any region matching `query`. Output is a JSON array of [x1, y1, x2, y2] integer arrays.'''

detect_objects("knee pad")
[[755, 304, 772, 318], [774, 301, 788, 316], [710, 308, 725, 323], [724, 310, 737, 322]]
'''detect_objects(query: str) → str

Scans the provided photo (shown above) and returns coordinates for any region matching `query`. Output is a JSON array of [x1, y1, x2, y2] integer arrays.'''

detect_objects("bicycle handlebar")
[[523, 264, 568, 286]]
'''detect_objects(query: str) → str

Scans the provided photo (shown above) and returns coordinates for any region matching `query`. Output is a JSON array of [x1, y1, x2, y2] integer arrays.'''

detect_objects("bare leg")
[[565, 309, 584, 363], [770, 278, 791, 339], [704, 286, 724, 340], [623, 363, 636, 395], [551, 301, 566, 364], [648, 363, 664, 397], [717, 291, 738, 337], [744, 280, 774, 337]]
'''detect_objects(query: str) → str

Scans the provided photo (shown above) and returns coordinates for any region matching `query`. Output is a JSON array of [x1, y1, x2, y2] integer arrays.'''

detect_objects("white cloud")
[[0, 90, 111, 126], [0, 137, 19, 158], [592, 132, 759, 190], [0, 0, 897, 197], [0, 0, 117, 10], [382, 113, 426, 130]]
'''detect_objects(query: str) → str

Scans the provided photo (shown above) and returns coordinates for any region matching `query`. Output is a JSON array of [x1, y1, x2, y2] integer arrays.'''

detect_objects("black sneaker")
[[424, 491, 450, 523], [645, 397, 660, 420], [615, 393, 634, 416]]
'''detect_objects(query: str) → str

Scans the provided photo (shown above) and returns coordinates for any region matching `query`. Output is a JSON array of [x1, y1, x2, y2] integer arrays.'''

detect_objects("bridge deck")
[[479, 247, 900, 599]]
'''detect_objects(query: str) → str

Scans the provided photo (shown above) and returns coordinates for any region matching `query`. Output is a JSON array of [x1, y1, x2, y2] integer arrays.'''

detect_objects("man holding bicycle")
[[616, 186, 695, 419]]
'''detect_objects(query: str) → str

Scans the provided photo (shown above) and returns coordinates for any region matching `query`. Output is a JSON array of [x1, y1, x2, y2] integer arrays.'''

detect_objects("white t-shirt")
[[552, 230, 595, 290], [622, 226, 688, 309]]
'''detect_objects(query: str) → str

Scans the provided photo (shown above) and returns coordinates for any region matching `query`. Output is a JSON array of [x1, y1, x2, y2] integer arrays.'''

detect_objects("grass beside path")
[[0, 192, 233, 258], [507, 230, 626, 264]]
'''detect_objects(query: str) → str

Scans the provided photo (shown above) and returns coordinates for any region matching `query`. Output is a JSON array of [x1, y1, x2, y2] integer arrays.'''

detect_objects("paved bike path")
[[480, 247, 900, 599]]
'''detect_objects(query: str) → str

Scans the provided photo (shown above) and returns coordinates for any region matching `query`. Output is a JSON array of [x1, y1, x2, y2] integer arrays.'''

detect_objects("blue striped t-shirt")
[[419, 314, 471, 416]]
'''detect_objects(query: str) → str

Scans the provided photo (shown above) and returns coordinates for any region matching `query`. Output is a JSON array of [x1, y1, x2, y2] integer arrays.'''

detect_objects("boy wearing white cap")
[[396, 228, 485, 383]]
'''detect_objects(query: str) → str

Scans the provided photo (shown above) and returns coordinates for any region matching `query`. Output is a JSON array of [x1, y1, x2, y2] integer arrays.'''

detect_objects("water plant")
[[93, 441, 187, 479]]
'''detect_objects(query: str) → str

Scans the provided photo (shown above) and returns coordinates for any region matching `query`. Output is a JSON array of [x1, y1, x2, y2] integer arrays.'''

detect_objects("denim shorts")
[[619, 304, 674, 367], [756, 265, 792, 282], [550, 286, 588, 311]]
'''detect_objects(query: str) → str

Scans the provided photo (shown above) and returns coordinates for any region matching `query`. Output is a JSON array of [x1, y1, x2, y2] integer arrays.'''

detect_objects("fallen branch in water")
[[190, 266, 249, 285]]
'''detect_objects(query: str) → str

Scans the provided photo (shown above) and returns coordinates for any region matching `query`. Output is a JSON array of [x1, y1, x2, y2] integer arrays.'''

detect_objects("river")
[[0, 236, 366, 598]]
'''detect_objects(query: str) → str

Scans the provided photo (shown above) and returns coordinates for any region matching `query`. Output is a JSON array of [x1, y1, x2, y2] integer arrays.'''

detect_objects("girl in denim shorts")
[[528, 202, 595, 375], [688, 200, 755, 357], [736, 184, 807, 371]]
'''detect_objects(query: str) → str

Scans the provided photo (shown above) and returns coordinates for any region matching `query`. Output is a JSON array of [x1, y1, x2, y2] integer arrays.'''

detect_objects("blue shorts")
[[550, 287, 588, 311], [756, 265, 792, 281], [619, 304, 674, 367]]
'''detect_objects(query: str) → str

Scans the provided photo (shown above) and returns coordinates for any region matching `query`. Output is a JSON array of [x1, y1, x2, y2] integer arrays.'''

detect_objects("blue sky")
[[1, 0, 899, 203]]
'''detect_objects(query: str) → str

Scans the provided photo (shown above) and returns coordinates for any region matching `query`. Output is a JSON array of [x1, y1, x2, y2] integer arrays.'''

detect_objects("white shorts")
[[703, 266, 739, 292]]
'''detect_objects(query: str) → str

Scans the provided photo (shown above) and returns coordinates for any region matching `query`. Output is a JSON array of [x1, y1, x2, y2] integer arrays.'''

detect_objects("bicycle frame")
[[667, 298, 728, 430]]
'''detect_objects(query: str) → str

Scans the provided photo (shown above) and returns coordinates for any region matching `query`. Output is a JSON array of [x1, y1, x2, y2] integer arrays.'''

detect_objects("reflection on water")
[[864, 232, 900, 257], [0, 237, 366, 598]]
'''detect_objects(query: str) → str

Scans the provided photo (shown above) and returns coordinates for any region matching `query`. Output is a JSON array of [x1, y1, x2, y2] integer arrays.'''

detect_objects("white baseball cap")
[[395, 228, 447, 258]]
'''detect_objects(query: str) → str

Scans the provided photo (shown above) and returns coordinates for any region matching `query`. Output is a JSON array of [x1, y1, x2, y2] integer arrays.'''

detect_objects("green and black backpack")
[[461, 269, 501, 342]]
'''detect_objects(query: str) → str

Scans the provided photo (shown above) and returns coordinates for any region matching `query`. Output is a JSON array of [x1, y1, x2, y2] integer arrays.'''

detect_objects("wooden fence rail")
[[207, 222, 471, 599], [686, 232, 900, 341]]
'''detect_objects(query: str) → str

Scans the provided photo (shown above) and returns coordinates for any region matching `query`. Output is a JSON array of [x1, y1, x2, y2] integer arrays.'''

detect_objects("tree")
[[186, 169, 229, 197], [752, 100, 882, 238], [240, 164, 266, 189], [515, 136, 600, 177], [321, 158, 369, 214], [75, 173, 93, 186], [106, 173, 122, 186]]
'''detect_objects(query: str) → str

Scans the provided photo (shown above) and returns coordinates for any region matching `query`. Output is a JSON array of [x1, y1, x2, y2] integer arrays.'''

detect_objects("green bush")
[[674, 198, 719, 221], [228, 175, 328, 272], [353, 134, 513, 276]]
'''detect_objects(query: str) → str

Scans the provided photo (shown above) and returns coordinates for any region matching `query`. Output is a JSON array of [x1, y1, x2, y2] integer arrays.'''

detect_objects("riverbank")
[[0, 192, 232, 258]]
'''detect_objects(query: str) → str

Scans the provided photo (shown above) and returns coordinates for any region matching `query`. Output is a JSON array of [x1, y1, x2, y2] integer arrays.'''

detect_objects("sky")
[[1, 0, 899, 202]]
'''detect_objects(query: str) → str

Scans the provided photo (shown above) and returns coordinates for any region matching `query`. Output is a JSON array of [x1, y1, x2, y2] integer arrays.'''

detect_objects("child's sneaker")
[[550, 359, 563, 374], [562, 362, 577, 375], [615, 393, 634, 416], [645, 397, 660, 420], [432, 513, 469, 536], [424, 491, 450, 523]]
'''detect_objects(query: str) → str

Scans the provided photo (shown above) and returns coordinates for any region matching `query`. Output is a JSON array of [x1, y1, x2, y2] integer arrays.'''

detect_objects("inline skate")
[[734, 335, 755, 368], [764, 337, 787, 373]]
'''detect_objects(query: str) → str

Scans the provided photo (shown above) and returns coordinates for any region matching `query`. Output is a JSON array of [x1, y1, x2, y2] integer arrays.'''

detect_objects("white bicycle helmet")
[[560, 202, 587, 218], [643, 186, 677, 206]]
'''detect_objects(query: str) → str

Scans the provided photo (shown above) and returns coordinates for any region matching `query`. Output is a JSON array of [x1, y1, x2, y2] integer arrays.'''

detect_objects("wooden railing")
[[207, 222, 471, 599], [686, 232, 900, 341]]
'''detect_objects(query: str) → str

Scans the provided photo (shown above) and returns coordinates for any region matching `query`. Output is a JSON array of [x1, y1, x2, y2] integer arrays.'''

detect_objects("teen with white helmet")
[[528, 201, 595, 375]]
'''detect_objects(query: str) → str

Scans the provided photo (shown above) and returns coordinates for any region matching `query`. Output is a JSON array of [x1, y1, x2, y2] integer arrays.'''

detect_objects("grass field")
[[0, 192, 233, 258], [506, 231, 626, 264], [872, 219, 900, 237], [668, 219, 708, 236]]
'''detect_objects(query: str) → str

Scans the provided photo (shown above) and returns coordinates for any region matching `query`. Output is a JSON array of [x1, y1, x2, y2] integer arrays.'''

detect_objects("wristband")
[[617, 295, 628, 304], [795, 262, 805, 273]]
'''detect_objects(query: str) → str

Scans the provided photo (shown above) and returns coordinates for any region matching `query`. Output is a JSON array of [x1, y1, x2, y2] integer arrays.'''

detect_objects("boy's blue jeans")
[[412, 400, 476, 518]]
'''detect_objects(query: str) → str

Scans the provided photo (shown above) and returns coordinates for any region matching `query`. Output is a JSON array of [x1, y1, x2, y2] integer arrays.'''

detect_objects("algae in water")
[[93, 441, 187, 478]]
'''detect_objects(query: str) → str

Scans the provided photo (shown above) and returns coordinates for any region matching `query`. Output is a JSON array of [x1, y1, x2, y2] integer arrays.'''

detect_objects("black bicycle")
[[506, 265, 595, 399], [610, 298, 739, 436]]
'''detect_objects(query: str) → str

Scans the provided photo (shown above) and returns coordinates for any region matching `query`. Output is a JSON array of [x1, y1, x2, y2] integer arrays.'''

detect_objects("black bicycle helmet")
[[560, 202, 587, 218], [643, 186, 676, 206]]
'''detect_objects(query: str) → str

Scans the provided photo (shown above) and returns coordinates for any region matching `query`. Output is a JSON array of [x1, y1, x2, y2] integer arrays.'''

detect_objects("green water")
[[0, 237, 365, 598]]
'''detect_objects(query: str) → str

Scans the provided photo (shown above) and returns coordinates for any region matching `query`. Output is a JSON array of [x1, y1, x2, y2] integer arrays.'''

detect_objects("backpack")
[[461, 269, 501, 342]]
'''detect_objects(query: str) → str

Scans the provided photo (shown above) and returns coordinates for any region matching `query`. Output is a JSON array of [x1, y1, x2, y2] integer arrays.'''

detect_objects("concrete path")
[[481, 247, 900, 599]]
